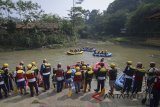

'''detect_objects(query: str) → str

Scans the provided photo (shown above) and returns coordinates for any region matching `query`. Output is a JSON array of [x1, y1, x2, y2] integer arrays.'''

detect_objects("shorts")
[[17, 81, 26, 88], [109, 80, 115, 88], [65, 78, 72, 85]]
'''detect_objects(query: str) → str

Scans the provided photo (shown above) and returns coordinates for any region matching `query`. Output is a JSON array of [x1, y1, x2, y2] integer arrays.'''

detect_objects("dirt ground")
[[0, 79, 148, 107]]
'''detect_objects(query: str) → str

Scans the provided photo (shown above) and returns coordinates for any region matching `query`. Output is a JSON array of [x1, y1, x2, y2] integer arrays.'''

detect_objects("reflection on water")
[[0, 40, 160, 72]]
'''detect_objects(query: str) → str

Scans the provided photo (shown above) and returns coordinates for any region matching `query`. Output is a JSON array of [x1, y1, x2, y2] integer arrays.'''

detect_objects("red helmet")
[[67, 66, 70, 69]]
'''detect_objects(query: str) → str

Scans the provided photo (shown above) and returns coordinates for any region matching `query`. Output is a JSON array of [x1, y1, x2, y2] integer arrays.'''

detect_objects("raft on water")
[[66, 51, 83, 55], [81, 48, 96, 52], [93, 52, 112, 57]]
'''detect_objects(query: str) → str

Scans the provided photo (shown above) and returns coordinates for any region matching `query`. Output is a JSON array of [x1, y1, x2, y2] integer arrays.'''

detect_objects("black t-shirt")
[[109, 69, 117, 80]]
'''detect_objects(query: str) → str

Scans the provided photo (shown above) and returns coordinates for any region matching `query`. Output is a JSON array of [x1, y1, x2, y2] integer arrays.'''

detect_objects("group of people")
[[121, 61, 160, 107], [94, 50, 109, 54], [0, 59, 160, 107]]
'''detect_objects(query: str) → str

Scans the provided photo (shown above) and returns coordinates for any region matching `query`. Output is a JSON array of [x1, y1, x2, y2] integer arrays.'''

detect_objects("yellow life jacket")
[[88, 70, 93, 74]]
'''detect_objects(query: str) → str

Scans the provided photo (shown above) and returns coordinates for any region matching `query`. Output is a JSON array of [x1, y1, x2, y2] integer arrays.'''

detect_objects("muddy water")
[[0, 39, 159, 72]]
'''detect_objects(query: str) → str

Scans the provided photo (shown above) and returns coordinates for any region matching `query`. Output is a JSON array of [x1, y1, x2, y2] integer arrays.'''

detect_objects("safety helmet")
[[31, 61, 36, 66], [150, 62, 155, 68], [87, 66, 92, 70], [57, 63, 61, 68], [82, 66, 86, 70], [67, 66, 70, 69], [27, 64, 32, 69], [3, 63, 9, 68], [136, 62, 142, 68], [110, 63, 116, 68], [127, 61, 132, 65], [75, 67, 80, 71]]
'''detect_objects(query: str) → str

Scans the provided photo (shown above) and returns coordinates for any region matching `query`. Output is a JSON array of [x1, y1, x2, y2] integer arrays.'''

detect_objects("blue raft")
[[81, 48, 96, 52], [92, 52, 112, 57], [115, 73, 125, 91]]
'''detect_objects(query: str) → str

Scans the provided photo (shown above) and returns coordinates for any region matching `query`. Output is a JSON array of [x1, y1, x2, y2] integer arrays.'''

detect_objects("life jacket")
[[134, 68, 145, 81], [123, 66, 135, 77], [56, 68, 64, 81], [65, 69, 72, 79], [74, 71, 82, 82], [16, 70, 24, 79], [109, 69, 117, 80], [148, 68, 157, 77], [85, 70, 93, 80], [0, 73, 4, 85], [32, 66, 39, 75], [42, 63, 51, 75], [16, 70, 25, 82], [26, 70, 36, 82], [154, 77, 160, 90]]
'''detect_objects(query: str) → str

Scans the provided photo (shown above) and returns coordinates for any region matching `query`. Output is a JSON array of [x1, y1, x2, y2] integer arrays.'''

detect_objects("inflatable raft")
[[92, 62, 108, 74], [115, 73, 125, 91], [81, 48, 96, 52], [66, 51, 83, 55], [93, 52, 112, 57]]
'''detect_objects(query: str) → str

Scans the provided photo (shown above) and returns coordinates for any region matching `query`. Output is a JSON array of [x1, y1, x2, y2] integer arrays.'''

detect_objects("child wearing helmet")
[[108, 63, 117, 95]]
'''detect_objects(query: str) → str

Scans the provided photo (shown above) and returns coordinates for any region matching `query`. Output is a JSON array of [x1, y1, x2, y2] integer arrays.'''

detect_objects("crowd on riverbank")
[[0, 59, 160, 107]]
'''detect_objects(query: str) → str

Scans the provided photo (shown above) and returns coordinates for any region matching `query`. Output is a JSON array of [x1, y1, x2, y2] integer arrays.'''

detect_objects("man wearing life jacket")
[[132, 62, 146, 94], [31, 61, 39, 76], [94, 63, 108, 92], [56, 63, 64, 93], [80, 65, 87, 89], [26, 64, 39, 97], [2, 63, 13, 93], [19, 61, 26, 72], [40, 59, 47, 74], [147, 62, 158, 89], [74, 67, 82, 94], [65, 66, 72, 88], [150, 70, 160, 107], [41, 61, 51, 91], [84, 66, 93, 92], [108, 63, 117, 95], [0, 71, 8, 99], [121, 61, 135, 95], [13, 65, 26, 95]]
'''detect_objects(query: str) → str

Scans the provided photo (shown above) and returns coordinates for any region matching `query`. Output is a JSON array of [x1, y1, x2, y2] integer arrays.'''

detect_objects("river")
[[0, 39, 159, 72]]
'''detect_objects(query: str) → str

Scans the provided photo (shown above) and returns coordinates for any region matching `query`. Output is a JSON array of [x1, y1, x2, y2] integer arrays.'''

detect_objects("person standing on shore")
[[56, 63, 64, 93], [94, 63, 108, 92], [26, 64, 39, 97], [121, 61, 135, 95], [84, 66, 93, 92], [40, 59, 51, 91], [74, 67, 82, 94], [108, 63, 117, 95]]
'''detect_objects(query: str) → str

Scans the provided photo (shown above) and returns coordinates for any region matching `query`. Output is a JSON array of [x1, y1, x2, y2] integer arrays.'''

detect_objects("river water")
[[0, 39, 159, 72]]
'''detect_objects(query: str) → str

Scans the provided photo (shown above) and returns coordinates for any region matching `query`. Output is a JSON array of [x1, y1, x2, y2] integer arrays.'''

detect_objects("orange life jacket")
[[74, 71, 82, 82], [16, 70, 24, 80], [26, 70, 35, 79]]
